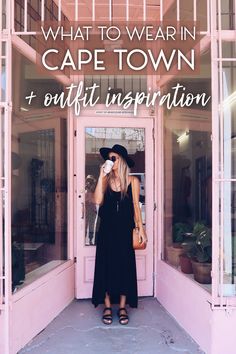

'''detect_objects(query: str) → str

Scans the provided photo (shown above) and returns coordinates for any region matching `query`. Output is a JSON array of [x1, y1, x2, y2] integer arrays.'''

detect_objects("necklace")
[[113, 177, 121, 191], [113, 177, 121, 212]]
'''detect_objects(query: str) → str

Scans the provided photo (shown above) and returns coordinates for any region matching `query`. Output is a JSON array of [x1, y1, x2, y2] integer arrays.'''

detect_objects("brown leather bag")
[[131, 177, 147, 250], [132, 228, 146, 250]]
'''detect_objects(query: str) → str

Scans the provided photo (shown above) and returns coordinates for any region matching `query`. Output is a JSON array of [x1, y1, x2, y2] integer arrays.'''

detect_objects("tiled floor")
[[19, 298, 204, 354]]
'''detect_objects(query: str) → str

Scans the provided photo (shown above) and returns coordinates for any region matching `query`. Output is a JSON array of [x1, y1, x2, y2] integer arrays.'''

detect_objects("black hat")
[[99, 144, 135, 168]]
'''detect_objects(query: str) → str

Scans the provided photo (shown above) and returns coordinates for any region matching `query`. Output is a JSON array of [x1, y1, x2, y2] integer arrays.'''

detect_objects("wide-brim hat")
[[99, 144, 135, 168]]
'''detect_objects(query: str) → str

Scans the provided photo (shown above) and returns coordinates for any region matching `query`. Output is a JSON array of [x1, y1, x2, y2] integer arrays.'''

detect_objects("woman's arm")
[[132, 176, 148, 244], [93, 165, 108, 205]]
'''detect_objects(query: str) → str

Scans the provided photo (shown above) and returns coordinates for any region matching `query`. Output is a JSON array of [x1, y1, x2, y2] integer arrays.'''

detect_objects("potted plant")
[[179, 235, 196, 274], [173, 223, 192, 243], [166, 223, 191, 267], [190, 223, 212, 284]]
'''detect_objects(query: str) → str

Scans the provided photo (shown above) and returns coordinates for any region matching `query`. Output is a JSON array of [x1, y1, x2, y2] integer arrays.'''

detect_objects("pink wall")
[[0, 313, 5, 353], [9, 263, 75, 354], [211, 310, 236, 354], [156, 261, 212, 354]]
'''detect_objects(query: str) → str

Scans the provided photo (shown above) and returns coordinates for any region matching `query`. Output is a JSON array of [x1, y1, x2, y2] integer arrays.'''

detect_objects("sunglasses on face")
[[109, 156, 118, 162]]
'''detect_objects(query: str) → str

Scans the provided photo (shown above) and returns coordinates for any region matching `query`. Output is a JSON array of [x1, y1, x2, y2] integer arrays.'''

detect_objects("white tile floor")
[[19, 298, 205, 354]]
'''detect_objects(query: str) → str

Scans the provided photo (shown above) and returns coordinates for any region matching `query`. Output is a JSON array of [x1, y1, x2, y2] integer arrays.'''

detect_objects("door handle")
[[81, 202, 85, 219]]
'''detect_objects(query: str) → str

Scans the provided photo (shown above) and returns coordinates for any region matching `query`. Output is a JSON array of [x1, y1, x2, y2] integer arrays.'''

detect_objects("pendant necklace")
[[114, 177, 121, 212]]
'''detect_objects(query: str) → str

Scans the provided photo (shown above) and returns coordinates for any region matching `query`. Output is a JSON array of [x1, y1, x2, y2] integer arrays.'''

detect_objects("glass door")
[[75, 117, 154, 299]]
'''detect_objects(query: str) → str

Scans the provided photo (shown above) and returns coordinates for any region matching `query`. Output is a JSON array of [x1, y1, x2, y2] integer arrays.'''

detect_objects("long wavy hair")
[[108, 155, 130, 198]]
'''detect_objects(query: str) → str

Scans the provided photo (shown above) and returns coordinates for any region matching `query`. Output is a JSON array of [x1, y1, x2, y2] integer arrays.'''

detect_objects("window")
[[11, 49, 68, 292], [14, 0, 68, 49], [218, 60, 236, 296], [84, 76, 147, 104], [163, 50, 212, 289], [220, 0, 235, 30]]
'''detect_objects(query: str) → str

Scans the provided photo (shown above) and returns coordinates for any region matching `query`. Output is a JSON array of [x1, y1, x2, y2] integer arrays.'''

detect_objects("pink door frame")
[[75, 116, 155, 299], [0, 1, 12, 352]]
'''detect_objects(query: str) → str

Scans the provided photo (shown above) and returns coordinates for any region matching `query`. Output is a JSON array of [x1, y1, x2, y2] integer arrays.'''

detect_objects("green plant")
[[189, 223, 212, 263], [181, 238, 196, 254], [172, 223, 191, 243]]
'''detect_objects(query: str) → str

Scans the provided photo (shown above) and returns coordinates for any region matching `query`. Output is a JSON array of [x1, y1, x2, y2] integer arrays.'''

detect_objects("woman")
[[92, 144, 147, 325]]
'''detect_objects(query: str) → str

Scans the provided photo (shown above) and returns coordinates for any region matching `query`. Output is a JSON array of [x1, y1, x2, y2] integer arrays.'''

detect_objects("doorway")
[[75, 117, 154, 299]]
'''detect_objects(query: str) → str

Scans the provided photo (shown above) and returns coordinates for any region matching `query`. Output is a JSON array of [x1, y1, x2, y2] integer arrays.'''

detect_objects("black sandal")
[[102, 307, 113, 325], [117, 308, 129, 325]]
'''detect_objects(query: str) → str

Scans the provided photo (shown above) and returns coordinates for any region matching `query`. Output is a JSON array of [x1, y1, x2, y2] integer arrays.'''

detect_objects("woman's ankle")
[[104, 292, 111, 308], [119, 295, 126, 308]]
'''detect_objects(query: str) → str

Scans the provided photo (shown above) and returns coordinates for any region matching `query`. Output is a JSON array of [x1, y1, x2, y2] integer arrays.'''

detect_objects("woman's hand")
[[138, 226, 148, 245], [99, 163, 107, 178], [93, 164, 108, 205]]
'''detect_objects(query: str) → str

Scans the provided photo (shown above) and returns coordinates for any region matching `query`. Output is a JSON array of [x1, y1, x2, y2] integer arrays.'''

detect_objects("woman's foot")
[[117, 307, 129, 325], [102, 307, 113, 325]]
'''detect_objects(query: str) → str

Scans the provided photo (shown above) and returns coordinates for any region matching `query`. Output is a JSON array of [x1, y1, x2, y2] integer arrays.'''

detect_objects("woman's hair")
[[108, 155, 130, 198]]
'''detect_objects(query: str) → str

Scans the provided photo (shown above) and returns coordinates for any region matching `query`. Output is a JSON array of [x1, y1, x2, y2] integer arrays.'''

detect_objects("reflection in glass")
[[85, 128, 145, 246], [222, 42, 236, 59], [163, 48, 212, 288], [219, 61, 236, 295], [11, 50, 68, 292], [85, 175, 99, 245], [1, 58, 6, 102], [164, 128, 212, 275], [222, 62, 236, 179], [163, 0, 208, 32], [84, 76, 147, 104], [12, 48, 63, 113], [18, 130, 56, 242], [221, 0, 235, 30], [2, 0, 6, 30], [219, 182, 236, 296]]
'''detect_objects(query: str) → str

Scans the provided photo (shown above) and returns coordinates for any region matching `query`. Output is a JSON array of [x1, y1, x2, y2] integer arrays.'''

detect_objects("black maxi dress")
[[92, 183, 138, 308]]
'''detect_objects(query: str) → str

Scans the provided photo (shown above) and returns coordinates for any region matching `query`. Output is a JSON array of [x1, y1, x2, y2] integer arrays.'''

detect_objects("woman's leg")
[[102, 292, 112, 324], [119, 295, 126, 308], [118, 295, 129, 325], [105, 292, 111, 308]]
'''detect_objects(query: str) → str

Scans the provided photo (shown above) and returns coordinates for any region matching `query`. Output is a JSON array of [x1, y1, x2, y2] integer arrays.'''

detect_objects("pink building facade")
[[0, 1, 236, 353]]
